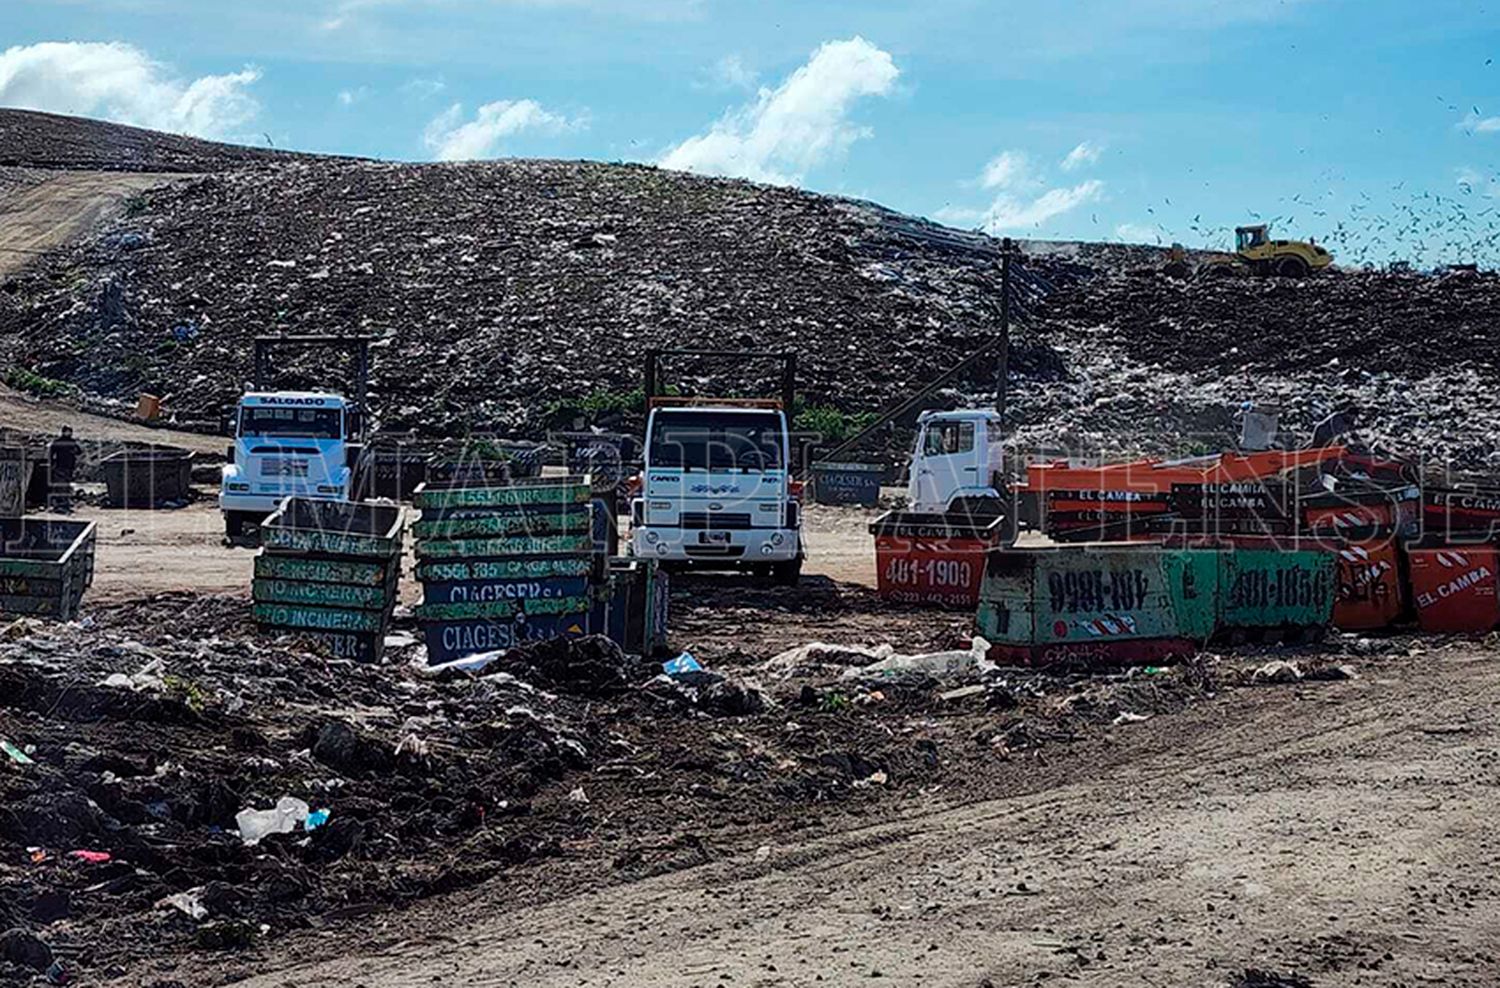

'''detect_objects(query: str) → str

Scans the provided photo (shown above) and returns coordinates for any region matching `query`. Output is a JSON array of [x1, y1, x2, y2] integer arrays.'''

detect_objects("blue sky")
[[4, 0, 1499, 265]]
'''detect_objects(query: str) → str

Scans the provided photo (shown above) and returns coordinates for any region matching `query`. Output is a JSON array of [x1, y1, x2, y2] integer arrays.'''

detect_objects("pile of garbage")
[[0, 588, 1237, 982], [1005, 265, 1500, 470], [3, 108, 1496, 469]]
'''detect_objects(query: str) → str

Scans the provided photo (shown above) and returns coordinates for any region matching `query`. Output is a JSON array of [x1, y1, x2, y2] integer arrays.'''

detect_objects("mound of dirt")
[[0, 108, 304, 173]]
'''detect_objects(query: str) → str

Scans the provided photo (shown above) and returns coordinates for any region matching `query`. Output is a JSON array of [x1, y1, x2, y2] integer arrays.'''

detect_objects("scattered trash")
[[845, 637, 995, 682], [567, 786, 589, 804], [852, 769, 889, 788], [99, 657, 166, 692], [417, 649, 503, 678], [1252, 660, 1304, 685], [158, 887, 209, 921], [662, 652, 703, 677], [66, 850, 110, 864], [1112, 711, 1150, 726], [1, 738, 34, 765], [938, 684, 986, 702], [235, 796, 312, 846], [304, 809, 332, 832], [1303, 663, 1359, 682]]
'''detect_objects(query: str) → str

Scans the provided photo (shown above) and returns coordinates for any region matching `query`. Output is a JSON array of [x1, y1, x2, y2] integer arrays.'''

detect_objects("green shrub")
[[4, 367, 72, 398]]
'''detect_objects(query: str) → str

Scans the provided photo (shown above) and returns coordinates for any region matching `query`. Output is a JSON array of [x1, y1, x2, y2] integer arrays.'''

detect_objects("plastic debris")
[[157, 887, 208, 921], [844, 637, 995, 681], [1, 739, 34, 765], [1112, 711, 1150, 725], [235, 796, 312, 846], [1253, 660, 1304, 685], [304, 809, 331, 832], [66, 850, 110, 864], [567, 786, 589, 804], [99, 657, 166, 692], [662, 652, 703, 677]]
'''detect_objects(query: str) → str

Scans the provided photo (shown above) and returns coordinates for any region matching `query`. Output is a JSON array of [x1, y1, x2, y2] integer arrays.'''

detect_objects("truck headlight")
[[227, 482, 250, 492], [771, 533, 785, 546], [646, 531, 659, 544], [760, 545, 773, 555], [656, 543, 668, 555]]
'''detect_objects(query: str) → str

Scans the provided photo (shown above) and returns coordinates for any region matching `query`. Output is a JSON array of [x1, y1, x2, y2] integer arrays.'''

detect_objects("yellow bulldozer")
[[1165, 224, 1334, 279]]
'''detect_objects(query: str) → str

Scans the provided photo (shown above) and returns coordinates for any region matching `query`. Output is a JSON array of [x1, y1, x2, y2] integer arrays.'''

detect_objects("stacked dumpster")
[[976, 542, 1336, 667], [1408, 485, 1500, 633], [252, 499, 405, 662], [0, 517, 97, 620]]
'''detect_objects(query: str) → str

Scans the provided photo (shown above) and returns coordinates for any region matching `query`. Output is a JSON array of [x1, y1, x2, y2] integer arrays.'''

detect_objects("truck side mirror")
[[225, 444, 235, 465]]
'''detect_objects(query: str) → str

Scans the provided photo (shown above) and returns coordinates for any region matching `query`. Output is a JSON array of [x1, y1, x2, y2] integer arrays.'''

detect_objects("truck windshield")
[[239, 406, 342, 439], [649, 411, 784, 471]]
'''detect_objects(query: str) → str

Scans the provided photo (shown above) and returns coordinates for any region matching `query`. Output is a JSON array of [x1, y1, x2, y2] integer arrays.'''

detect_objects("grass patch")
[[4, 367, 73, 398]]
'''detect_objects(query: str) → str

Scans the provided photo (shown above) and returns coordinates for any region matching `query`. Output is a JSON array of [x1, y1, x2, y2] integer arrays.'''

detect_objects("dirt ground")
[[0, 171, 181, 279], [177, 641, 1500, 988]]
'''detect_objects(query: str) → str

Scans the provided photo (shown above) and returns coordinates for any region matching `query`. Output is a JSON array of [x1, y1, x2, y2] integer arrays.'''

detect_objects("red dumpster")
[[1407, 545, 1500, 633], [1332, 540, 1405, 630], [870, 511, 1009, 608]]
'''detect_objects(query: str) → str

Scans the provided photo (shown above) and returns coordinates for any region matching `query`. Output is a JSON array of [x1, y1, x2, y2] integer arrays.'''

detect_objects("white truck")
[[219, 391, 363, 537], [629, 349, 804, 584], [630, 403, 803, 583], [906, 408, 1007, 513], [219, 335, 369, 538]]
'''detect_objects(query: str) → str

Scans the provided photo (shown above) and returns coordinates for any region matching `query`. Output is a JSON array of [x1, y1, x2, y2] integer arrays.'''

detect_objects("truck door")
[[913, 419, 977, 510]]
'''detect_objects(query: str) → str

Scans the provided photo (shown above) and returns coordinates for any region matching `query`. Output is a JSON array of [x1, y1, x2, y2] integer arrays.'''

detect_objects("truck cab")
[[220, 392, 362, 537], [629, 404, 803, 584], [907, 409, 1006, 513]]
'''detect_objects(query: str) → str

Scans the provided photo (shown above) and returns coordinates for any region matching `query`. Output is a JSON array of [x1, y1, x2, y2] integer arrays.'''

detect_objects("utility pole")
[[996, 237, 1013, 422]]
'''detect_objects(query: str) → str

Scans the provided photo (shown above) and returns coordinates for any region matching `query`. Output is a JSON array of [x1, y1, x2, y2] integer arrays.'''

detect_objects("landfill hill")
[[0, 109, 1497, 470], [0, 108, 301, 173]]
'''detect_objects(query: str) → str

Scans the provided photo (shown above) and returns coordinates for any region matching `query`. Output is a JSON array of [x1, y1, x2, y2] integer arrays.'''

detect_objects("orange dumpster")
[[1332, 540, 1405, 630], [1407, 544, 1500, 633]]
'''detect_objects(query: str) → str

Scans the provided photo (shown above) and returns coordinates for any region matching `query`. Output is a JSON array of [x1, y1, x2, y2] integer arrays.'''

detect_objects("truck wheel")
[[224, 511, 248, 538], [772, 557, 803, 586], [1276, 256, 1309, 278]]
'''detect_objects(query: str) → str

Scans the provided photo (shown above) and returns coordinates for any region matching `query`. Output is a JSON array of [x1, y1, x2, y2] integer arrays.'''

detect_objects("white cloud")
[[709, 54, 757, 91], [337, 86, 372, 107], [0, 41, 260, 139], [1115, 222, 1159, 242], [660, 36, 899, 186], [983, 180, 1104, 231], [1460, 111, 1500, 134], [1061, 140, 1103, 171], [401, 77, 446, 100], [422, 99, 582, 161], [942, 147, 1105, 233], [980, 150, 1030, 190]]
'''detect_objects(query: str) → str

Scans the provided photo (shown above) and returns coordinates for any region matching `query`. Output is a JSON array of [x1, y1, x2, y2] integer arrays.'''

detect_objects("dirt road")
[[213, 645, 1499, 988], [0, 170, 178, 279]]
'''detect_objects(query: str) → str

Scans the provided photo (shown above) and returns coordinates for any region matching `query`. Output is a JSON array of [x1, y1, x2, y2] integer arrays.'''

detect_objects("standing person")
[[48, 426, 81, 512]]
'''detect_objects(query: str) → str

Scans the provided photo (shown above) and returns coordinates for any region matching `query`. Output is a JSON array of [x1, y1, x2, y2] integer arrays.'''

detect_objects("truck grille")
[[680, 512, 753, 530], [261, 459, 310, 478]]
